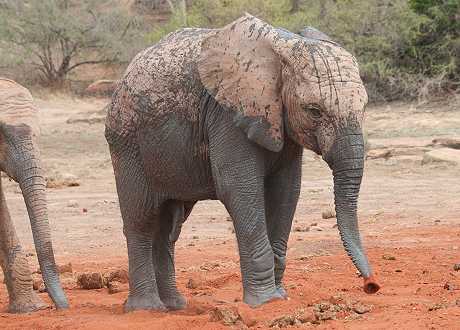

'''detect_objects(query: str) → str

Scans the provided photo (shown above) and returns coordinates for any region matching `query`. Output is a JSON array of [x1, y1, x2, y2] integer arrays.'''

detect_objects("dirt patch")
[[1, 97, 460, 328]]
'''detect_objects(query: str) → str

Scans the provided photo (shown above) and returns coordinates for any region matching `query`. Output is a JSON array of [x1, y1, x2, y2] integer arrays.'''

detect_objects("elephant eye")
[[305, 104, 322, 119]]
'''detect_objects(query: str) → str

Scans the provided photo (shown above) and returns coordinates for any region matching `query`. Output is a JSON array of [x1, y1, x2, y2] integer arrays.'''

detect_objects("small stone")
[[312, 226, 323, 232], [77, 272, 104, 289], [82, 208, 88, 213], [294, 226, 310, 232], [192, 235, 199, 240], [395, 269, 402, 273], [107, 281, 123, 294], [353, 303, 371, 314], [67, 200, 79, 208], [186, 278, 199, 289], [332, 223, 338, 229], [310, 222, 318, 227], [428, 303, 444, 311], [434, 219, 441, 223], [32, 277, 43, 291], [226, 216, 232, 222], [58, 263, 73, 274], [382, 255, 396, 261], [453, 263, 460, 271], [443, 282, 456, 291], [322, 208, 336, 219]]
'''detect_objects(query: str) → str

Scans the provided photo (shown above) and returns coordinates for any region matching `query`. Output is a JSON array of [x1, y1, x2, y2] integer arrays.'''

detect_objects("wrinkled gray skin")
[[105, 15, 379, 312], [0, 78, 68, 313]]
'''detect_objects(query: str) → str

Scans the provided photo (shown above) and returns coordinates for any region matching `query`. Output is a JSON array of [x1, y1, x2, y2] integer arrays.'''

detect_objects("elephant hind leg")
[[0, 177, 47, 313], [152, 200, 196, 310], [109, 147, 165, 312]]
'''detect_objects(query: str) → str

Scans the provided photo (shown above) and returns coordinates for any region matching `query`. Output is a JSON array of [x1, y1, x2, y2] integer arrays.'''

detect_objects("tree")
[[0, 0, 143, 86]]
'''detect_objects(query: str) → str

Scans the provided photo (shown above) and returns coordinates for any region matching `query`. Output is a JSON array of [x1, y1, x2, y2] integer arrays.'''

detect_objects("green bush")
[[147, 0, 459, 101]]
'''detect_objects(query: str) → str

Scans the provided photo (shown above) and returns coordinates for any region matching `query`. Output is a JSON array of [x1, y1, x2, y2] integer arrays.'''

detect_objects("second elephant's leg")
[[265, 148, 302, 297], [152, 201, 195, 310], [109, 144, 165, 312], [0, 177, 47, 313]]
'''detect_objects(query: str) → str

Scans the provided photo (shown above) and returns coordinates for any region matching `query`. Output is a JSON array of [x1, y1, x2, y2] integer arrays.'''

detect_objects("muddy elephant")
[[0, 78, 68, 312], [105, 14, 380, 311]]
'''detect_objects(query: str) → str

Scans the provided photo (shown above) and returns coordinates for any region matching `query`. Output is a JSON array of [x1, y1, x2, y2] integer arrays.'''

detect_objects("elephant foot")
[[243, 287, 283, 307], [161, 292, 187, 310], [276, 283, 288, 299], [124, 294, 167, 312], [8, 291, 49, 314]]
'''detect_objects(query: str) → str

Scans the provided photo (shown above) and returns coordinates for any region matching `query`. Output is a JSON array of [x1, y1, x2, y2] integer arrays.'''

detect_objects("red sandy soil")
[[1, 96, 459, 329]]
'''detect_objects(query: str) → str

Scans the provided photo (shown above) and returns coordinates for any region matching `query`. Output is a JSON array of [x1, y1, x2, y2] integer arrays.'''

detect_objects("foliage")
[[147, 0, 459, 101], [0, 0, 144, 87]]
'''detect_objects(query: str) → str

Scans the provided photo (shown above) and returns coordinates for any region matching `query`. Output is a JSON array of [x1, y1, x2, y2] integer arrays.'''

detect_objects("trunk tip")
[[363, 276, 380, 294]]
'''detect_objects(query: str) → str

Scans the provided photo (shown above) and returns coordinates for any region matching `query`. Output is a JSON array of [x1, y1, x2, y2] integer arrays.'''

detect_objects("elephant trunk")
[[9, 138, 69, 309], [324, 130, 380, 294]]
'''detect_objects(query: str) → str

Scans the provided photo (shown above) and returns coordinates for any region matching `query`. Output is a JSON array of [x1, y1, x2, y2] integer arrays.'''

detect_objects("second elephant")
[[105, 14, 380, 312]]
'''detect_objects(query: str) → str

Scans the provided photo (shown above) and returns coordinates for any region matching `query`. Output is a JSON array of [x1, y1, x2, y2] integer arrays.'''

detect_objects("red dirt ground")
[[1, 96, 459, 329]]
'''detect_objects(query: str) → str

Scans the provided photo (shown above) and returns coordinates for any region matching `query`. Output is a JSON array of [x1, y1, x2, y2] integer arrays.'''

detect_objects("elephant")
[[0, 78, 68, 313], [105, 14, 380, 312]]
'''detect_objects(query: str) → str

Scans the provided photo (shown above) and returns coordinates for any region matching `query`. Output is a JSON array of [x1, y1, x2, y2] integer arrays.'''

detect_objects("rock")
[[66, 200, 79, 208], [209, 306, 242, 326], [58, 262, 73, 274], [186, 278, 199, 289], [322, 208, 336, 219], [269, 308, 316, 327], [443, 282, 456, 291], [107, 281, 125, 294], [382, 255, 396, 261], [428, 303, 445, 311], [77, 272, 104, 290], [353, 303, 371, 314], [32, 277, 44, 291], [453, 263, 460, 271], [294, 225, 310, 232], [46, 172, 80, 188], [84, 80, 117, 97], [366, 149, 393, 160], [432, 138, 460, 150], [61, 277, 76, 290], [103, 269, 129, 285], [422, 149, 460, 166]]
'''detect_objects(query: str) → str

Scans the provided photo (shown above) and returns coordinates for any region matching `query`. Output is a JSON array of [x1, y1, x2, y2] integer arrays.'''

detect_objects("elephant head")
[[198, 14, 379, 294], [0, 79, 69, 309]]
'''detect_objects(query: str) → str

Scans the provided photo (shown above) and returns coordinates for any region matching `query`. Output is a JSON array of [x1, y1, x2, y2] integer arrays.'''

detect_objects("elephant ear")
[[198, 14, 284, 152]]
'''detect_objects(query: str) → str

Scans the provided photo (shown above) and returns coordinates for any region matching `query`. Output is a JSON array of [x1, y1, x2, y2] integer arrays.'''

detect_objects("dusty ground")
[[0, 95, 459, 329]]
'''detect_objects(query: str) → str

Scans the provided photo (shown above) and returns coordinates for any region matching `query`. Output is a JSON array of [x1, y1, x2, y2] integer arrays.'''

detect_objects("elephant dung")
[[77, 272, 105, 290], [209, 306, 243, 326], [103, 268, 129, 285]]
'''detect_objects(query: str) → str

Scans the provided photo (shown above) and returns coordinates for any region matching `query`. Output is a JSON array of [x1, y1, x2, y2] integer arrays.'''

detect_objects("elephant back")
[[0, 78, 40, 136]]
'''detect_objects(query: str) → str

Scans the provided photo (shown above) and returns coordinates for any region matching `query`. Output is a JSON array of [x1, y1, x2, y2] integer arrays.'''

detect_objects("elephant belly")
[[138, 116, 215, 201]]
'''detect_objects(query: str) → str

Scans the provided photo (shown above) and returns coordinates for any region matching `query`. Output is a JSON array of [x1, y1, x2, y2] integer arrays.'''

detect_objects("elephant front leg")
[[212, 164, 281, 306], [0, 178, 47, 313], [265, 148, 302, 298]]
